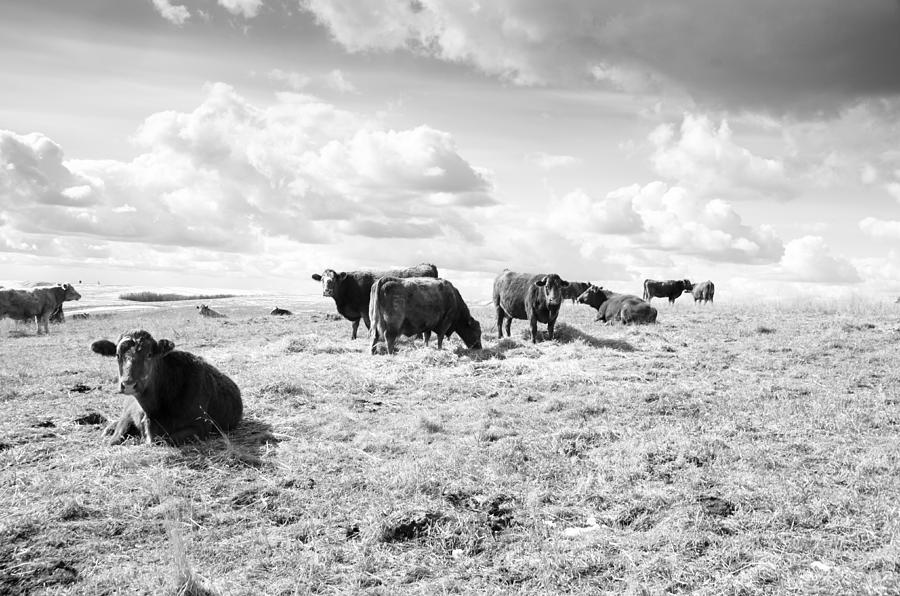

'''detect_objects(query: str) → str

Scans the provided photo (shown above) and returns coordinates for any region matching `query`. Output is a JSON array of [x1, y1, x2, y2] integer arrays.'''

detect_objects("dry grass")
[[1, 298, 900, 594]]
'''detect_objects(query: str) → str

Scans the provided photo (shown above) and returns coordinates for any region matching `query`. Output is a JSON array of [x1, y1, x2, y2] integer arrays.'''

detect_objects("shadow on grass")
[[545, 323, 636, 352], [171, 417, 278, 468]]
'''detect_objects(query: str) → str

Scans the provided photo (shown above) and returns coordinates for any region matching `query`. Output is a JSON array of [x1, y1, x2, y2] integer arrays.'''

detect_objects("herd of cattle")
[[309, 263, 714, 351], [0, 269, 713, 445]]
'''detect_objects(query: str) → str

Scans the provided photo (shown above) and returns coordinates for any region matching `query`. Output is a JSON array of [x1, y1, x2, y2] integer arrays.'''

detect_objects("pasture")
[[1, 291, 900, 595]]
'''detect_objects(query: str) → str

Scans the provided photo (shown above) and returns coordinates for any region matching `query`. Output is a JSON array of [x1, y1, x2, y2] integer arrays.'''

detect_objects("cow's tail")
[[369, 277, 390, 342], [642, 279, 650, 301]]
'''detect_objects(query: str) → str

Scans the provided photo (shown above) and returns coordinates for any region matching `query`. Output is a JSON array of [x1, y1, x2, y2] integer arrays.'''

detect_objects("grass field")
[[2, 293, 900, 595]]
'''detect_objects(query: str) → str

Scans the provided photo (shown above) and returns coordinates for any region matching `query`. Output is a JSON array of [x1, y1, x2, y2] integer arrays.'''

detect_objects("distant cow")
[[91, 339, 117, 356], [270, 307, 292, 316], [562, 281, 591, 304], [691, 280, 715, 304], [493, 270, 569, 343], [311, 263, 439, 339], [0, 283, 82, 334], [197, 304, 225, 318], [369, 277, 482, 355], [643, 279, 692, 304], [97, 329, 243, 445], [577, 285, 657, 324]]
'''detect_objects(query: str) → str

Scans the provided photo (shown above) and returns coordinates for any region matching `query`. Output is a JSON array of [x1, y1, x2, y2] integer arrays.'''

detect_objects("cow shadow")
[[551, 323, 636, 352], [170, 417, 278, 468]]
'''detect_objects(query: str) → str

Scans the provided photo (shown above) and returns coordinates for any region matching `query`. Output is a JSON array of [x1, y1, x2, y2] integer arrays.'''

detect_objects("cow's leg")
[[423, 331, 432, 346], [351, 318, 360, 339], [547, 317, 557, 340], [385, 330, 398, 355], [495, 306, 505, 338], [436, 334, 444, 349], [370, 327, 380, 354], [105, 402, 144, 445], [362, 312, 371, 331], [529, 316, 539, 343], [504, 317, 512, 338]]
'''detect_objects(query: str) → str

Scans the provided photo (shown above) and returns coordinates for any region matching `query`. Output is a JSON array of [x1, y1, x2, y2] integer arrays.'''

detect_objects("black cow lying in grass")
[[97, 329, 243, 445], [577, 285, 657, 324], [270, 307, 292, 316]]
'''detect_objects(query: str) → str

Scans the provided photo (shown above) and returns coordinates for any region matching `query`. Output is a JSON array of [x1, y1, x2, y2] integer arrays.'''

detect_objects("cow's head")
[[457, 317, 483, 350], [682, 279, 693, 291], [576, 284, 609, 309], [535, 274, 569, 307], [311, 269, 342, 297], [114, 330, 174, 396], [61, 283, 81, 301]]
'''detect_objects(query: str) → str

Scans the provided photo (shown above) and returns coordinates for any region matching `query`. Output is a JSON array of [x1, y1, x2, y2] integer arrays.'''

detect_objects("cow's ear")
[[156, 339, 175, 356], [535, 278, 547, 287], [311, 273, 322, 281]]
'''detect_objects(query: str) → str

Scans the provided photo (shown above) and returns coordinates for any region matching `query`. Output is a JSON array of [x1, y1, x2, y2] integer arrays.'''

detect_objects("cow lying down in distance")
[[97, 329, 243, 445], [577, 285, 657, 324]]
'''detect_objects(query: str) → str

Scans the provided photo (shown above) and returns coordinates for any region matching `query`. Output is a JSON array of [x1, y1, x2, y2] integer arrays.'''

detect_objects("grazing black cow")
[[562, 281, 591, 304], [0, 283, 81, 334], [493, 270, 569, 343], [311, 263, 439, 339], [97, 329, 243, 445], [690, 280, 715, 304], [643, 279, 692, 304], [369, 277, 482, 355], [577, 285, 657, 324], [270, 307, 292, 316], [91, 339, 117, 356]]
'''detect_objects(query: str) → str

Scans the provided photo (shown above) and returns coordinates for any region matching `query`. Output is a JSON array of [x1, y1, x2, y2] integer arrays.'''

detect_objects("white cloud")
[[859, 217, 900, 241], [886, 183, 900, 202], [778, 236, 861, 284], [218, 0, 262, 18], [650, 114, 792, 200], [268, 69, 310, 91], [528, 152, 582, 170], [325, 70, 357, 94], [151, 0, 190, 26], [548, 182, 784, 265], [0, 84, 494, 268]]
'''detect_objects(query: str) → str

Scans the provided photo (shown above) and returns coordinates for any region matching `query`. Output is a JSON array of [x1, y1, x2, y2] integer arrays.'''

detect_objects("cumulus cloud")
[[325, 70, 357, 94], [0, 83, 494, 267], [548, 182, 784, 265], [300, 0, 900, 114], [650, 114, 793, 200], [218, 0, 262, 18], [268, 69, 310, 91], [151, 0, 190, 25], [778, 236, 861, 284]]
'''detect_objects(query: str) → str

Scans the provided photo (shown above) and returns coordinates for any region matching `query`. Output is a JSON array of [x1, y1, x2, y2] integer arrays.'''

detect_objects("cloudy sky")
[[3, 0, 900, 301]]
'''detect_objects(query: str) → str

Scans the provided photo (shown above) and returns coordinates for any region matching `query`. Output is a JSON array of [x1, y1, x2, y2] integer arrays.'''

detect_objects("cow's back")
[[0, 288, 40, 319]]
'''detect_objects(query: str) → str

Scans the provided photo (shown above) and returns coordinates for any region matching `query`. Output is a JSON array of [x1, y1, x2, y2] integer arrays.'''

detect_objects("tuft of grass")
[[119, 292, 236, 302]]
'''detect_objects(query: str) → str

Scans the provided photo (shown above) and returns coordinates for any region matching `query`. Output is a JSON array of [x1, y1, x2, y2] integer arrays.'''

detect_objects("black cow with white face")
[[311, 263, 439, 339], [493, 269, 569, 343]]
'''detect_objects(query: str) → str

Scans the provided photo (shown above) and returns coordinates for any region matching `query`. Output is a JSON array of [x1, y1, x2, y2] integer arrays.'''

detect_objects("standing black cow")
[[690, 280, 715, 304], [577, 285, 657, 324], [643, 279, 692, 304], [311, 263, 439, 339], [493, 270, 569, 343]]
